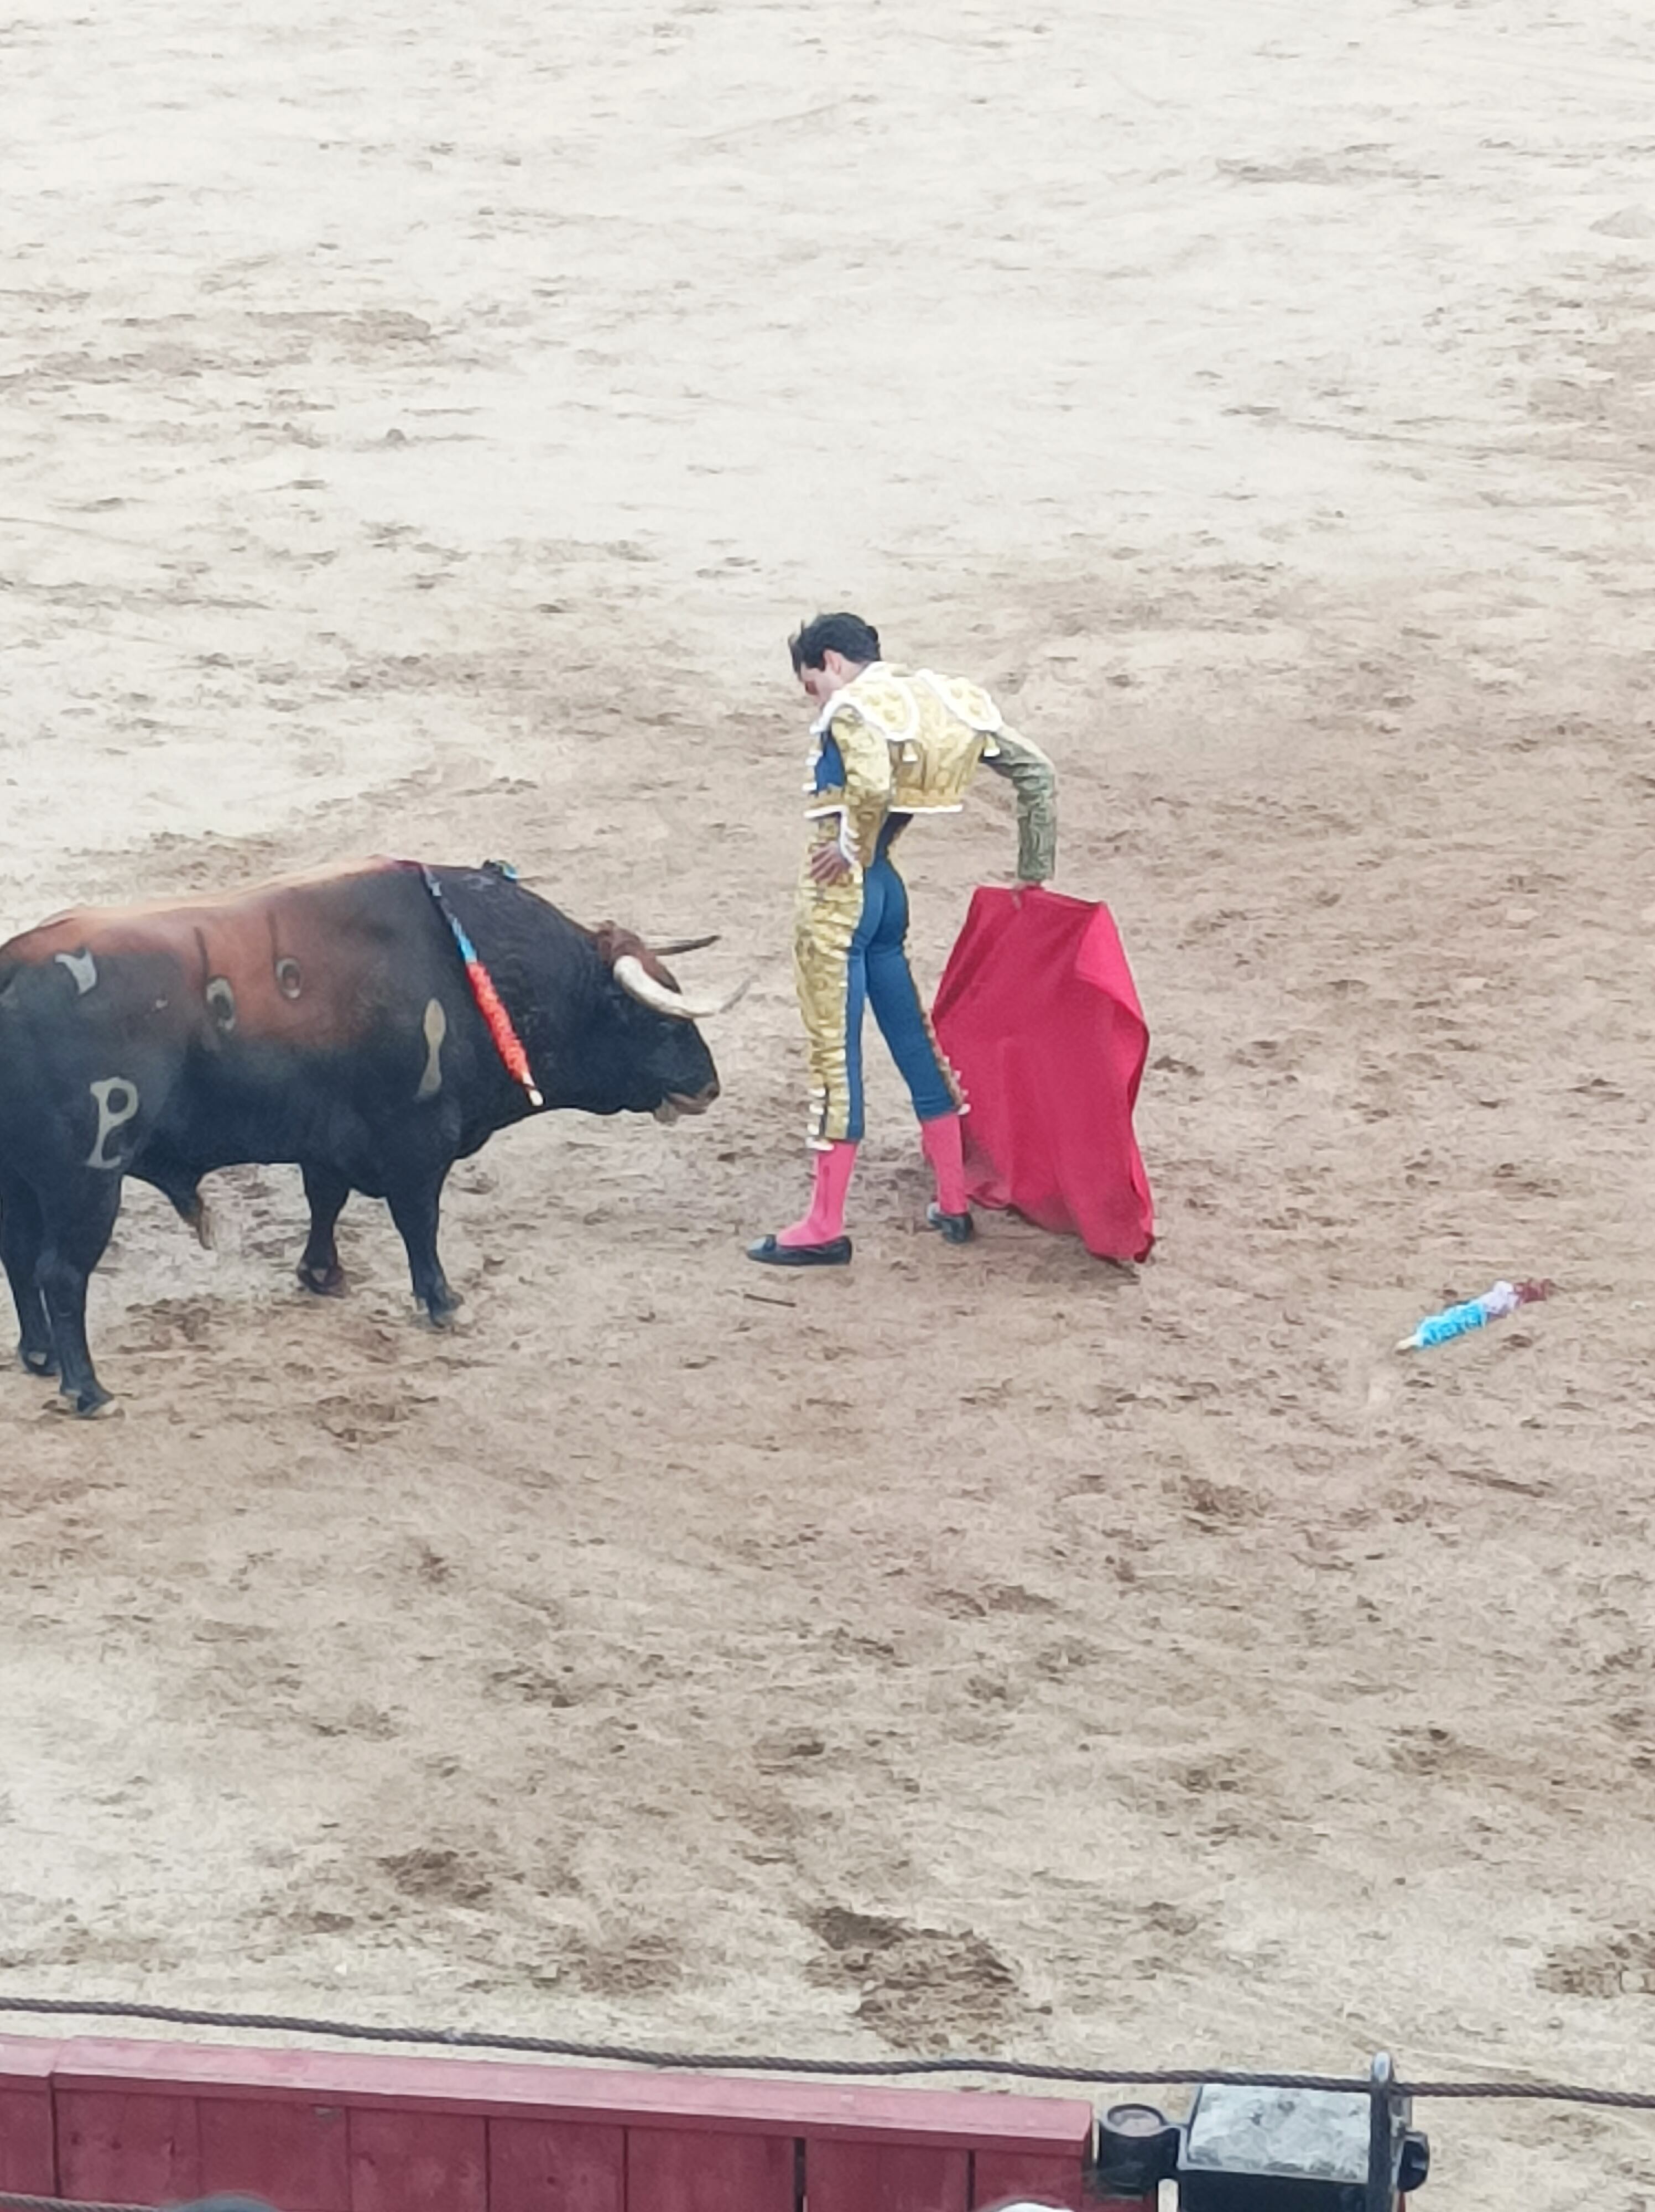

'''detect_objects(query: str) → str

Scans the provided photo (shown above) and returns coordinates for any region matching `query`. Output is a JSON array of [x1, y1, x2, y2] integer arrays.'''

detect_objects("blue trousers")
[[796, 842, 960, 1145]]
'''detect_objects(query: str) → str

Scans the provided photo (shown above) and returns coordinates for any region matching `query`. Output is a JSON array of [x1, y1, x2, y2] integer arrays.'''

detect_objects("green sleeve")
[[983, 726, 1058, 883]]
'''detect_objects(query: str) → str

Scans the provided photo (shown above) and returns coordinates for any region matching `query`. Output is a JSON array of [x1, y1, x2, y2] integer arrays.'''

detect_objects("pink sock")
[[920, 1113, 968, 1215], [777, 1140, 858, 1247]]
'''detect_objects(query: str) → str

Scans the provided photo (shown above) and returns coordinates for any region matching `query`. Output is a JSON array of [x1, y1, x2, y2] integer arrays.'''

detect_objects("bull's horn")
[[652, 932, 721, 957], [613, 954, 750, 1022]]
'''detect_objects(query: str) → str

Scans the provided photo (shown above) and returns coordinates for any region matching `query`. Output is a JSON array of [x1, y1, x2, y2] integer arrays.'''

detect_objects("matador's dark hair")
[[789, 612, 882, 672]]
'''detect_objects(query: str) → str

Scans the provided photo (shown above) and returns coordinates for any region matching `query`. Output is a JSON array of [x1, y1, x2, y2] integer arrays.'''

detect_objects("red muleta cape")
[[932, 885, 1155, 1262]]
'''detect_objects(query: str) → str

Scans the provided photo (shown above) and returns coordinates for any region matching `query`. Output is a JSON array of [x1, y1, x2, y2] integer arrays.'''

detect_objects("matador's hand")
[[808, 844, 855, 886]]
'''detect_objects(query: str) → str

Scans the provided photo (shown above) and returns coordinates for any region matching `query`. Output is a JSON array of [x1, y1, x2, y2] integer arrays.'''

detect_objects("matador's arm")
[[809, 708, 894, 868], [982, 726, 1058, 883]]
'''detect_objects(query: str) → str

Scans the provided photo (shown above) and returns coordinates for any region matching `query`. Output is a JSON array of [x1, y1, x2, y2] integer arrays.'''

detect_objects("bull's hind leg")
[[0, 1173, 56, 1377], [297, 1164, 351, 1297], [37, 1175, 124, 1416], [386, 1167, 461, 1326]]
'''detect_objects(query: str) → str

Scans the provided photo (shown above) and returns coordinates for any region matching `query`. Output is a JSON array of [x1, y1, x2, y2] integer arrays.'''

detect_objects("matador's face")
[[795, 650, 865, 710]]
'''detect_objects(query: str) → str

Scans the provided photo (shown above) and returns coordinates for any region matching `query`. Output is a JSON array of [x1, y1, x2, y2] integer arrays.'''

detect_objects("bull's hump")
[[1, 859, 421, 1053], [27, 854, 404, 944]]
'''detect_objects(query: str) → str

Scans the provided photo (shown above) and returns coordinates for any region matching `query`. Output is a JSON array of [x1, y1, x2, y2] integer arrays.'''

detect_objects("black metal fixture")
[[1088, 2054, 1430, 2210], [1092, 2100, 1184, 2199]]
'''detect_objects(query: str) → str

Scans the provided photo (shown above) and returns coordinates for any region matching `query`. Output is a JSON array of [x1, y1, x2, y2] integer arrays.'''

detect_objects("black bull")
[[0, 859, 723, 1415]]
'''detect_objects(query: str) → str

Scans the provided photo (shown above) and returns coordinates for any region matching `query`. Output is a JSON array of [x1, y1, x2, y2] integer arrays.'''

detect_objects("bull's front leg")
[[386, 1167, 462, 1326], [297, 1163, 351, 1296], [0, 1174, 56, 1378]]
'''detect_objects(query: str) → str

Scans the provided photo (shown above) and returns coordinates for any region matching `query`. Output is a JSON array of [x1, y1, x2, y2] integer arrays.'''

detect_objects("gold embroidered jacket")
[[803, 664, 1058, 881]]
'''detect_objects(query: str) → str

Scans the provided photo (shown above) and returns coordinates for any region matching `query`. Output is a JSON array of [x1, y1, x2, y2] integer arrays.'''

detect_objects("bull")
[[0, 857, 730, 1416]]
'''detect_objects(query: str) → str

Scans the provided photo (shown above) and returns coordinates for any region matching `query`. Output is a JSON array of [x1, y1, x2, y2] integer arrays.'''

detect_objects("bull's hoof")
[[47, 1385, 119, 1420], [297, 1260, 347, 1298], [20, 1347, 59, 1379], [421, 1292, 464, 1329]]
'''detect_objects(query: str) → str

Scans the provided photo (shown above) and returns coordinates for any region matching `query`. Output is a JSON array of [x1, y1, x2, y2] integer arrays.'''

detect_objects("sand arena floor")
[[4, 1, 1655, 2203]]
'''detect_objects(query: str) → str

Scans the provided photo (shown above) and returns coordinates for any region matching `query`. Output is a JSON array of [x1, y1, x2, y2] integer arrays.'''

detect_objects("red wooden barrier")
[[625, 2126, 794, 2212], [196, 2098, 347, 2212], [349, 2107, 487, 2212], [806, 2136, 970, 2211], [974, 2147, 1088, 2209], [0, 2039, 55, 2197], [0, 2034, 1094, 2210], [56, 2089, 201, 2204], [490, 2115, 625, 2212]]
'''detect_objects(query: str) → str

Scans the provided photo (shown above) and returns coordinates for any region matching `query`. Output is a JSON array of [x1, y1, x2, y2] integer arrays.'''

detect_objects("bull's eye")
[[205, 976, 238, 1031], [275, 957, 303, 999]]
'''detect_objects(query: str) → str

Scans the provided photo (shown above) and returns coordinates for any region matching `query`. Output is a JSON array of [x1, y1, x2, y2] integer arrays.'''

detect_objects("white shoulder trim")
[[808, 659, 889, 738], [809, 662, 922, 744]]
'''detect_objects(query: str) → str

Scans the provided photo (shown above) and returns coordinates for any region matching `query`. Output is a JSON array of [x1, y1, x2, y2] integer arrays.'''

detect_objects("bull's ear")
[[652, 933, 721, 957], [595, 922, 652, 970]]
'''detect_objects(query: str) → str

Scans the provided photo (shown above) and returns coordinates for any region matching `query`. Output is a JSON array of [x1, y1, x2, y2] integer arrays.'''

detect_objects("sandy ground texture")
[[4, 0, 1655, 2203]]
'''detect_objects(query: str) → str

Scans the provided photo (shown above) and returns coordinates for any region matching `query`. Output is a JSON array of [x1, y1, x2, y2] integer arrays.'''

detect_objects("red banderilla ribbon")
[[419, 867, 544, 1108]]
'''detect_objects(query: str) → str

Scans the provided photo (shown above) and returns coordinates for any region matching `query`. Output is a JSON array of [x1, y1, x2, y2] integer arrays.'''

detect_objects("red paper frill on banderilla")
[[932, 885, 1155, 1262]]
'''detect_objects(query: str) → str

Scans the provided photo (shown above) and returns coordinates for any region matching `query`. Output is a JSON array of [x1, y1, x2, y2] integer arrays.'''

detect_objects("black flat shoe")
[[926, 1203, 975, 1245], [746, 1234, 853, 1267]]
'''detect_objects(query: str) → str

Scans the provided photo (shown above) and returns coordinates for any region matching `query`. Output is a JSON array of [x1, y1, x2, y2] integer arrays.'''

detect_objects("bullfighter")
[[747, 612, 1057, 1268]]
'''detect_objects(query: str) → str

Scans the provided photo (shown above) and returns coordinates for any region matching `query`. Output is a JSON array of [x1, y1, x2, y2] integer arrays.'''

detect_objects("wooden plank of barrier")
[[0, 2093, 56, 2198], [348, 2106, 487, 2212], [197, 2095, 351, 2212], [489, 2114, 626, 2212], [972, 2147, 1087, 2208], [56, 2088, 202, 2205], [807, 2134, 971, 2212], [0, 2038, 57, 2197], [623, 2124, 794, 2212]]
